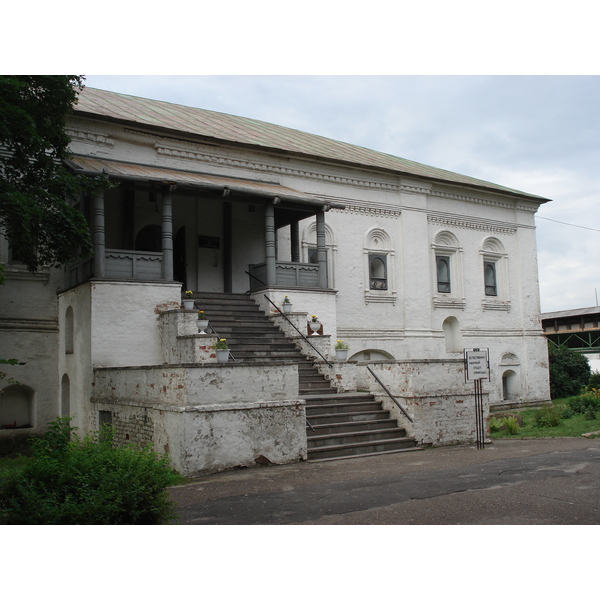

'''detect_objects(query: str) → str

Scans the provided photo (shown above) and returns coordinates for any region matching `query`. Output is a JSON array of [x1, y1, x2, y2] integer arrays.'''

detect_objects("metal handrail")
[[262, 294, 332, 367], [366, 366, 413, 423]]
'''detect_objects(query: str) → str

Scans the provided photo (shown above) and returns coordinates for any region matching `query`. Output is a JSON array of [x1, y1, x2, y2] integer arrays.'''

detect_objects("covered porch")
[[63, 156, 344, 294]]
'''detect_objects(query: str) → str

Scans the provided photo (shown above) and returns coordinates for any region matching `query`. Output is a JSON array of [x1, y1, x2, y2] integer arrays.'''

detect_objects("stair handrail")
[[366, 366, 414, 423], [262, 294, 332, 367]]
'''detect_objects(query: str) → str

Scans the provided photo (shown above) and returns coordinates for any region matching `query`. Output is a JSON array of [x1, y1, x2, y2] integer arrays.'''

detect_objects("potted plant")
[[183, 290, 195, 310], [335, 339, 349, 361], [212, 338, 229, 362], [197, 310, 209, 334], [282, 295, 292, 315], [308, 314, 321, 335]]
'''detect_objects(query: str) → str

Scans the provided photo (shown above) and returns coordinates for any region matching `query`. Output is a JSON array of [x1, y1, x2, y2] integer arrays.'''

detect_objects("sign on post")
[[465, 349, 490, 381], [464, 348, 490, 450]]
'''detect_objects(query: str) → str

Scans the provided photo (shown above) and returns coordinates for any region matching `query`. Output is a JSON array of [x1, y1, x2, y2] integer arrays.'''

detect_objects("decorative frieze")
[[428, 213, 517, 236], [66, 127, 114, 148]]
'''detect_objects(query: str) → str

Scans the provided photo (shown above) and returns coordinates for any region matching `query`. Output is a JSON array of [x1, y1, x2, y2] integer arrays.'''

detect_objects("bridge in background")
[[542, 307, 600, 357]]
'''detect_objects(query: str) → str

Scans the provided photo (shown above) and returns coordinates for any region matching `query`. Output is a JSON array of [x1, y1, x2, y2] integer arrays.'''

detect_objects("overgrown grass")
[[490, 395, 600, 439]]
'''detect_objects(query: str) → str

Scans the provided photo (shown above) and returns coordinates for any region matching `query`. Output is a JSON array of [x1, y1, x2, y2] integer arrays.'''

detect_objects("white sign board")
[[465, 349, 490, 381]]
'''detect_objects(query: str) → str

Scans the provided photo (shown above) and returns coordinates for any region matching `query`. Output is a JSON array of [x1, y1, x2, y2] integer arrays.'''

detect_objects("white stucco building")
[[0, 87, 552, 474]]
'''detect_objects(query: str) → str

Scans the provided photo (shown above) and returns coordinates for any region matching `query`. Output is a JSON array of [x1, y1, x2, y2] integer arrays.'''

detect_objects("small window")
[[436, 256, 451, 293], [484, 261, 497, 296], [369, 254, 387, 290]]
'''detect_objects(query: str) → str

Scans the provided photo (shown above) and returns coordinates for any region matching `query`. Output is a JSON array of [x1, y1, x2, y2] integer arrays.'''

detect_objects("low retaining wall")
[[92, 362, 306, 475]]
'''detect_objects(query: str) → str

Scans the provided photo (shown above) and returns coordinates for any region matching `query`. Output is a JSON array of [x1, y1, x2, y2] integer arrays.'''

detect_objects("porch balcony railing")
[[248, 261, 320, 290], [65, 250, 164, 288]]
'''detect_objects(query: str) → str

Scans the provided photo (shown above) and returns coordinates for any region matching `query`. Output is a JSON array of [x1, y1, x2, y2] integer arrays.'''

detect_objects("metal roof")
[[542, 307, 600, 321], [65, 155, 342, 208], [73, 87, 552, 204]]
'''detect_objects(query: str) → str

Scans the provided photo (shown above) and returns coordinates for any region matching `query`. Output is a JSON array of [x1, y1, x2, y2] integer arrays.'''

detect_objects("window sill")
[[433, 296, 466, 310], [364, 290, 397, 304], [482, 299, 511, 311]]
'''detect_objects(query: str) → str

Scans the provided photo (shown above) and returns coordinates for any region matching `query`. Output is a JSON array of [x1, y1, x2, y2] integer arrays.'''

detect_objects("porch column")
[[316, 209, 328, 288], [162, 184, 175, 281], [265, 201, 277, 286], [291, 220, 300, 263], [92, 189, 106, 278]]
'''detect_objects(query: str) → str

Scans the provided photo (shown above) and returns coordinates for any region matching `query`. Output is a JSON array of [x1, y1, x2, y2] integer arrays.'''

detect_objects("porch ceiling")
[[65, 155, 344, 210]]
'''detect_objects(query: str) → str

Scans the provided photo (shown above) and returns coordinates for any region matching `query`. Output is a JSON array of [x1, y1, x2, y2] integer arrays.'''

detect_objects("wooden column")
[[161, 184, 175, 281], [316, 209, 328, 288], [265, 201, 277, 287], [92, 189, 106, 278]]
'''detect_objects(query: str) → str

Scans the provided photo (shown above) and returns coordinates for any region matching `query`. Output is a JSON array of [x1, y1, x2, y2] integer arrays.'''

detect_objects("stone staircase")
[[186, 292, 419, 461]]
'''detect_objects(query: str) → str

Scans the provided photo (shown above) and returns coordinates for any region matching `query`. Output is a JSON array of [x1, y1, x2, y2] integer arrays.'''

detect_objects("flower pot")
[[216, 349, 229, 363], [183, 299, 195, 310], [309, 321, 321, 335], [282, 303, 292, 315], [197, 319, 209, 334], [335, 349, 348, 361]]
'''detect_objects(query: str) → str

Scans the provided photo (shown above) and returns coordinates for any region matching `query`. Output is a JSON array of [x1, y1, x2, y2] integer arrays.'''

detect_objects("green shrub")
[[533, 406, 564, 428], [568, 392, 600, 417], [489, 417, 503, 433], [588, 370, 600, 389], [0, 417, 180, 525], [502, 416, 520, 435], [548, 342, 591, 399]]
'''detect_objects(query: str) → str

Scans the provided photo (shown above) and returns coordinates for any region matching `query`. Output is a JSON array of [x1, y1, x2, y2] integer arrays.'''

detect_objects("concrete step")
[[308, 427, 409, 448], [307, 419, 402, 437], [307, 411, 391, 426], [307, 437, 418, 460], [308, 446, 424, 463], [306, 401, 387, 416]]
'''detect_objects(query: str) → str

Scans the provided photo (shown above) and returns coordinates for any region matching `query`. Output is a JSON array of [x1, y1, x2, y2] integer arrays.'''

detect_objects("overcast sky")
[[81, 74, 600, 313]]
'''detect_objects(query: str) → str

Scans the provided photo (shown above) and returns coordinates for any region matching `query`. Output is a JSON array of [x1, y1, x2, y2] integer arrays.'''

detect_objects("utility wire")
[[536, 215, 600, 233]]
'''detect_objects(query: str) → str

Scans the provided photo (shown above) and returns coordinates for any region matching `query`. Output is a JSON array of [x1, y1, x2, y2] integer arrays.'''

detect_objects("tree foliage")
[[548, 341, 591, 399], [0, 75, 97, 271]]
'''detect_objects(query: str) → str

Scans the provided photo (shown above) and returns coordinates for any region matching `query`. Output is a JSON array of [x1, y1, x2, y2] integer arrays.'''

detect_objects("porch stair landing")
[[186, 292, 419, 461]]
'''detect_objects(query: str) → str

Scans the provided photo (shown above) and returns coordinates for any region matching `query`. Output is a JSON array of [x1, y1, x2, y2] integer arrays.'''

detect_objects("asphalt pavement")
[[169, 437, 600, 525]]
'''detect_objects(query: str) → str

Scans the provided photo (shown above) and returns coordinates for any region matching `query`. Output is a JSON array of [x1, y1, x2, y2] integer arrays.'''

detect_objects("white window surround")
[[364, 227, 396, 304], [432, 231, 465, 309], [480, 237, 510, 311]]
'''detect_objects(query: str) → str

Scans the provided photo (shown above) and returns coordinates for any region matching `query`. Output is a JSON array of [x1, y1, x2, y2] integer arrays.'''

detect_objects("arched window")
[[65, 305, 74, 355], [0, 384, 33, 429], [369, 255, 387, 290], [135, 224, 162, 252], [364, 227, 396, 303], [481, 237, 509, 308], [61, 374, 70, 416], [432, 231, 464, 308], [443, 316, 463, 353], [502, 370, 519, 401]]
